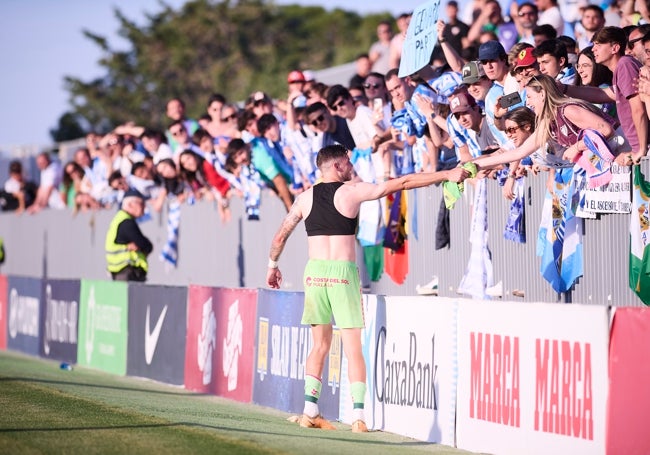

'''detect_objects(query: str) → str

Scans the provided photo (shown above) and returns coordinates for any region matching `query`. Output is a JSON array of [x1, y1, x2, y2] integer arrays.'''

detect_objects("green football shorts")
[[302, 259, 364, 328]]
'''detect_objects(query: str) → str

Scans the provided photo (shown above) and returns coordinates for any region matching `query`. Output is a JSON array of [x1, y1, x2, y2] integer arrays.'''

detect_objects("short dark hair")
[[316, 144, 348, 168], [256, 113, 278, 135], [167, 97, 185, 108], [518, 2, 538, 13], [192, 128, 213, 145], [365, 72, 386, 83], [636, 24, 650, 37], [532, 38, 568, 63], [385, 68, 400, 81], [305, 102, 327, 117], [631, 24, 650, 49], [326, 84, 351, 109], [156, 158, 176, 170], [207, 93, 226, 107], [131, 162, 147, 176], [237, 109, 257, 132], [9, 160, 22, 174], [583, 4, 604, 18], [642, 30, 650, 45], [167, 119, 184, 131], [140, 128, 165, 142], [557, 36, 577, 54], [532, 24, 557, 39], [108, 170, 123, 185]]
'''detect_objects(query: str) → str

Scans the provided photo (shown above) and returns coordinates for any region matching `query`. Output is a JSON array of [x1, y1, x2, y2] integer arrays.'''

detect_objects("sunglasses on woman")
[[505, 124, 530, 135]]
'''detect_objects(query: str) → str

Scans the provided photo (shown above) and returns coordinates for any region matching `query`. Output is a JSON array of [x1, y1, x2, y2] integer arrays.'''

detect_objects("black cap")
[[123, 188, 145, 200]]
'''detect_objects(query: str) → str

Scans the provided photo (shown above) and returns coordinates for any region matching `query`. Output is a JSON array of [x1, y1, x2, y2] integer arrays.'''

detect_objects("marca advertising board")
[[6, 276, 42, 356], [253, 289, 341, 420], [607, 307, 650, 455], [77, 280, 128, 376], [127, 284, 187, 386], [40, 279, 80, 363], [456, 301, 609, 455], [372, 296, 458, 445], [338, 294, 383, 428], [0, 275, 7, 349]]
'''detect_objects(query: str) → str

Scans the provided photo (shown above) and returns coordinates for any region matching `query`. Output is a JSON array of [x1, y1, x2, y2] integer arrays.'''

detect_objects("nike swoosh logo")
[[145, 305, 168, 365]]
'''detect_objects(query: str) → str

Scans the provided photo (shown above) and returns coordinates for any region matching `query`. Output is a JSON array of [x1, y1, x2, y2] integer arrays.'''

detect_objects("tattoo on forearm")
[[269, 206, 301, 260]]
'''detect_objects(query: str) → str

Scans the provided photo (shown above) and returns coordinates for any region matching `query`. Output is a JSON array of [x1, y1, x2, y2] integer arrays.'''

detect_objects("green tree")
[[49, 112, 87, 142], [64, 0, 391, 132]]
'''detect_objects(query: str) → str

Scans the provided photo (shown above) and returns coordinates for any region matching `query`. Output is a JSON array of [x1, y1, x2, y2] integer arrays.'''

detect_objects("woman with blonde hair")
[[474, 74, 627, 171]]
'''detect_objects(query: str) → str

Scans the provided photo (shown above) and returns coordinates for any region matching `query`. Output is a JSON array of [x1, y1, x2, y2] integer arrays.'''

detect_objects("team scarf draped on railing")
[[538, 168, 583, 293], [160, 196, 183, 270], [494, 168, 526, 243], [457, 178, 494, 299]]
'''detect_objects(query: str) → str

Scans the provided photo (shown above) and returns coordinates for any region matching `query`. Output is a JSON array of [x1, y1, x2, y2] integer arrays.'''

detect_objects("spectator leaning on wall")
[[105, 189, 153, 282]]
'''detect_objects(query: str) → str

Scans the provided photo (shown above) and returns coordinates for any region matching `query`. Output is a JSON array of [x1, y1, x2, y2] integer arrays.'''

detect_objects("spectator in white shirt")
[[28, 152, 65, 214]]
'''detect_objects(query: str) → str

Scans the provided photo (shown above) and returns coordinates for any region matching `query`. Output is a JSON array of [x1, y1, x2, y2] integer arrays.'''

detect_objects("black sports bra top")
[[304, 182, 358, 236]]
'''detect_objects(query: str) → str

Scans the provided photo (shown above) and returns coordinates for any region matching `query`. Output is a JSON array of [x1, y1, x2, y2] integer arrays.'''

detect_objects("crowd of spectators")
[[3, 0, 650, 253]]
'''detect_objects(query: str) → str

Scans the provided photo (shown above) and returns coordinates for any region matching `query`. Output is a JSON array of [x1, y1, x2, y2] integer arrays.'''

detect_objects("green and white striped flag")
[[629, 166, 650, 305]]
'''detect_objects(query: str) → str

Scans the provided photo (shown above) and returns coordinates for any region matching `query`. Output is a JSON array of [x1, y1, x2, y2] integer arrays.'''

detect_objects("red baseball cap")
[[287, 70, 306, 83], [514, 47, 536, 70]]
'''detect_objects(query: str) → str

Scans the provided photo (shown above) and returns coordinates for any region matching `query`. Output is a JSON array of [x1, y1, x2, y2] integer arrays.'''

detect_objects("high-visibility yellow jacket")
[[105, 210, 148, 273]]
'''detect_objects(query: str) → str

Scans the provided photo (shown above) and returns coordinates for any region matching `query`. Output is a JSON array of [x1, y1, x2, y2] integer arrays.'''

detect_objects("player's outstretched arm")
[[352, 166, 470, 202]]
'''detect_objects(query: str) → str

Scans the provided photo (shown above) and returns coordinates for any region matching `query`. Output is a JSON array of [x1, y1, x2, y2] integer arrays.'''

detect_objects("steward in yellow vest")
[[105, 189, 152, 281]]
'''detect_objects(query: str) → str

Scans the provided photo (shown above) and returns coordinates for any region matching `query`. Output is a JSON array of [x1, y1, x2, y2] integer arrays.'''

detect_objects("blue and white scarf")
[[160, 197, 182, 270]]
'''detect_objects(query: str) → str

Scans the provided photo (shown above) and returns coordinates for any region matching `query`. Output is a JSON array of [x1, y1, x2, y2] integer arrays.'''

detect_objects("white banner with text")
[[456, 301, 609, 455], [372, 296, 458, 445]]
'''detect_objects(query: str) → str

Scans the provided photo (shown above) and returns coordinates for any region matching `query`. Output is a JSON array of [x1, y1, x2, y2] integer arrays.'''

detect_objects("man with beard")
[[266, 144, 469, 432]]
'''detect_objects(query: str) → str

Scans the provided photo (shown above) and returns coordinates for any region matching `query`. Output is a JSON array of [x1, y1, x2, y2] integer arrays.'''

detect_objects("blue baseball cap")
[[478, 40, 507, 61]]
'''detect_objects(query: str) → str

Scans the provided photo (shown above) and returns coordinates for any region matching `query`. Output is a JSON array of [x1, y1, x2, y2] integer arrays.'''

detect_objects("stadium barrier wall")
[[1, 274, 649, 454], [2, 166, 648, 306]]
